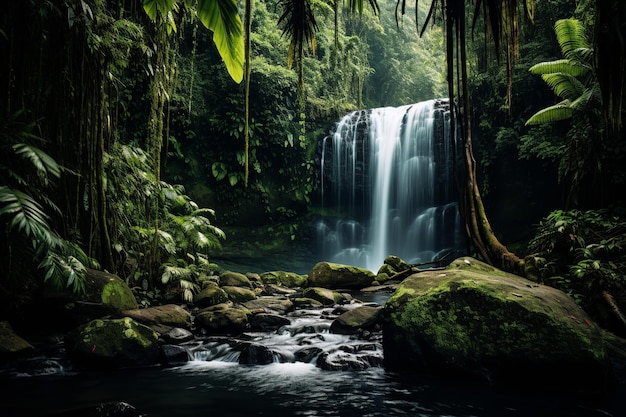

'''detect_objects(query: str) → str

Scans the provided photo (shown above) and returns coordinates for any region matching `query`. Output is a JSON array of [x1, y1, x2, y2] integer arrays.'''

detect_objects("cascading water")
[[317, 99, 465, 272]]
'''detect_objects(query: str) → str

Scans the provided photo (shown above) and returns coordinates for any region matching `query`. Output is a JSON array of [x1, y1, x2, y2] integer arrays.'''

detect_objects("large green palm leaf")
[[197, 0, 244, 83], [525, 100, 573, 125], [529, 59, 589, 78], [541, 73, 586, 101]]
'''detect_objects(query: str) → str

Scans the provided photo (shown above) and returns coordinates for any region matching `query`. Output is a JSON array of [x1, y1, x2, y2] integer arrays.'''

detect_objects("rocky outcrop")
[[65, 317, 160, 368], [383, 257, 612, 387], [308, 262, 374, 289]]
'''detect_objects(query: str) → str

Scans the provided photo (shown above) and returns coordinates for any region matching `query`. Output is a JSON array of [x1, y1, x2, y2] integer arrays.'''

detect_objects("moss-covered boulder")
[[243, 296, 294, 314], [120, 304, 193, 331], [330, 306, 383, 335], [223, 285, 257, 303], [0, 321, 35, 363], [219, 271, 252, 288], [195, 306, 251, 334], [194, 282, 229, 308], [43, 269, 138, 328], [302, 287, 345, 306], [383, 257, 612, 387], [308, 262, 374, 289], [65, 317, 159, 368], [260, 271, 308, 287]]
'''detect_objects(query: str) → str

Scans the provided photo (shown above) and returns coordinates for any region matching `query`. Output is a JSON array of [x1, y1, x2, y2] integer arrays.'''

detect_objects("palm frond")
[[525, 101, 573, 125], [529, 59, 589, 77], [12, 143, 62, 183], [197, 0, 245, 83], [541, 73, 586, 101], [554, 19, 589, 60]]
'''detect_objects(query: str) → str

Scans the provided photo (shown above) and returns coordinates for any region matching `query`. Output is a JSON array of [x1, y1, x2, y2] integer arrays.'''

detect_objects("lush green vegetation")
[[1, 0, 625, 334]]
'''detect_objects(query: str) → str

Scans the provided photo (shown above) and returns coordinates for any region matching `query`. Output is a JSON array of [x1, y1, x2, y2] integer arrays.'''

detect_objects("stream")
[[1, 291, 624, 417]]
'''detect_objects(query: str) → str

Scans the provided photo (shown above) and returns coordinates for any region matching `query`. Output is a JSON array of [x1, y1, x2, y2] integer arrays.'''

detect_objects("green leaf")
[[529, 59, 589, 77], [525, 101, 573, 125], [197, 0, 244, 83], [541, 73, 586, 101], [143, 0, 177, 20]]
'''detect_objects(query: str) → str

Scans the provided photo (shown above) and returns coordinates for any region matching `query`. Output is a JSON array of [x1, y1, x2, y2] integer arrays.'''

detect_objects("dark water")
[[1, 364, 624, 417]]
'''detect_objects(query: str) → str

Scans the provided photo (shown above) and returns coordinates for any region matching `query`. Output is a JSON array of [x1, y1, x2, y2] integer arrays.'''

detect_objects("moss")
[[101, 281, 138, 311]]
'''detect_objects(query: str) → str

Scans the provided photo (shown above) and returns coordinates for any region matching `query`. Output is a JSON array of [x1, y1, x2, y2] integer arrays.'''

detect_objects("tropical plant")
[[105, 143, 224, 303], [527, 209, 626, 334], [0, 112, 96, 306], [525, 19, 599, 125]]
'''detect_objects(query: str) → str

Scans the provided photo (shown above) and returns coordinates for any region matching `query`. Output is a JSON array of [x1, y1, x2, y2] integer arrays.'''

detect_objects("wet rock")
[[159, 344, 189, 367], [120, 304, 192, 330], [302, 287, 344, 306], [223, 285, 257, 303], [65, 317, 160, 368], [195, 307, 251, 334], [194, 283, 229, 308], [0, 321, 35, 363], [316, 350, 372, 371], [48, 401, 142, 417], [250, 313, 291, 331], [383, 256, 613, 387], [243, 296, 294, 315], [294, 346, 323, 363], [260, 271, 308, 288], [161, 327, 194, 344], [262, 283, 297, 296], [219, 271, 253, 288], [291, 297, 324, 308], [239, 343, 274, 365], [330, 305, 382, 335], [308, 262, 375, 289], [383, 255, 411, 272]]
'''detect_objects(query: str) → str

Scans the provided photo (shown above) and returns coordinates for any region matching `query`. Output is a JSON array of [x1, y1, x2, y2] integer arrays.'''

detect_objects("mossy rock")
[[260, 271, 308, 287], [219, 271, 252, 288], [194, 283, 229, 308], [65, 317, 159, 368], [330, 306, 382, 335], [308, 262, 374, 289], [120, 304, 193, 329], [383, 255, 411, 272], [195, 307, 251, 334], [383, 257, 612, 387], [222, 286, 257, 303], [0, 321, 35, 363], [302, 287, 345, 306]]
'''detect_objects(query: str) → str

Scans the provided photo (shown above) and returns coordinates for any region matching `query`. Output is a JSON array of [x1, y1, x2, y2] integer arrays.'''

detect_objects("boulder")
[[243, 296, 294, 315], [120, 304, 192, 330], [250, 313, 291, 331], [302, 287, 344, 306], [222, 285, 257, 303], [330, 306, 382, 335], [260, 271, 308, 288], [219, 271, 253, 288], [238, 343, 274, 365], [383, 257, 612, 387], [0, 321, 35, 363], [43, 269, 138, 327], [161, 327, 194, 344], [382, 255, 411, 272], [195, 307, 251, 334], [292, 297, 324, 308], [194, 283, 229, 308], [65, 317, 159, 368], [308, 262, 374, 289], [159, 344, 189, 367]]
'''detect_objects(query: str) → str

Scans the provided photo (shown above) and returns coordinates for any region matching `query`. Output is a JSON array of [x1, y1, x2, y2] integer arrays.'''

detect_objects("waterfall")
[[317, 99, 465, 272]]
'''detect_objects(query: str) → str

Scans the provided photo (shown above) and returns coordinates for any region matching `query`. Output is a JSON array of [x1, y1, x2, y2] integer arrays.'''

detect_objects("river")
[[1, 292, 624, 417]]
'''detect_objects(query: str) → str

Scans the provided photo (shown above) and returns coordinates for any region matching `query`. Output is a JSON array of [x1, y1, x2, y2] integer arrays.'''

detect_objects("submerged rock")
[[383, 257, 612, 387], [159, 344, 189, 367], [239, 343, 274, 365], [308, 262, 375, 289]]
